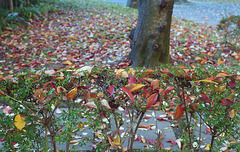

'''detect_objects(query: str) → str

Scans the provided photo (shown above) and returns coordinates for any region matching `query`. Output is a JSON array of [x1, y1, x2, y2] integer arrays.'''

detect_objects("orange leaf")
[[147, 93, 158, 109], [216, 73, 228, 78], [67, 88, 77, 99], [143, 70, 154, 75], [122, 87, 134, 102], [139, 125, 147, 128], [0, 75, 3, 80], [174, 104, 185, 121], [0, 89, 5, 96]]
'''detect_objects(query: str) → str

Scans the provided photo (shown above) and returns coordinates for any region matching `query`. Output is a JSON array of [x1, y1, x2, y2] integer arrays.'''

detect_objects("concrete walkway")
[[104, 0, 240, 26]]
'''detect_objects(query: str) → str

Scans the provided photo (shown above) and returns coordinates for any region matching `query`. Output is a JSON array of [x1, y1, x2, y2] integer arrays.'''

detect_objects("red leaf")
[[3, 76, 18, 84], [174, 104, 185, 121], [229, 80, 236, 88], [219, 99, 233, 106], [164, 86, 175, 99], [128, 76, 136, 84], [108, 85, 114, 97], [147, 93, 158, 110], [77, 86, 88, 90], [122, 87, 134, 102], [50, 82, 58, 94], [165, 138, 177, 145], [199, 93, 211, 103]]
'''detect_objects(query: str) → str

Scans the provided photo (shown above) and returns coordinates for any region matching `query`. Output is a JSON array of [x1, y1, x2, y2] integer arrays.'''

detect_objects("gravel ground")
[[104, 0, 240, 26]]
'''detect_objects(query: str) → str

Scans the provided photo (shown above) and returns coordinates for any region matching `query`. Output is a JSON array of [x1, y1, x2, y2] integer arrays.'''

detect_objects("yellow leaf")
[[67, 88, 77, 99], [129, 84, 145, 92], [195, 80, 218, 84], [219, 132, 225, 137], [69, 140, 79, 144], [114, 135, 121, 146], [115, 69, 128, 78], [229, 109, 235, 118], [215, 85, 226, 93], [14, 114, 26, 130], [227, 93, 235, 102], [62, 60, 73, 65], [205, 144, 210, 150], [218, 59, 224, 65]]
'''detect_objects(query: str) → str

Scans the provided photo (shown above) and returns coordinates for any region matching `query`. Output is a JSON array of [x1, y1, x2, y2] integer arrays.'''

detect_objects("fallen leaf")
[[219, 99, 233, 106], [108, 85, 114, 97], [85, 102, 97, 109], [228, 109, 235, 118], [14, 114, 26, 130], [195, 79, 218, 84], [216, 73, 228, 77], [205, 144, 211, 150], [129, 84, 145, 92], [114, 135, 121, 146], [165, 138, 177, 145], [67, 88, 77, 99], [62, 60, 73, 65]]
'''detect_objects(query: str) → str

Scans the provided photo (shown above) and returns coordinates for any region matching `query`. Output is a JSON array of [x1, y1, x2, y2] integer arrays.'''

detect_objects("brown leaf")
[[151, 80, 159, 90], [147, 93, 158, 110], [229, 109, 235, 118], [174, 104, 185, 121], [0, 89, 5, 96]]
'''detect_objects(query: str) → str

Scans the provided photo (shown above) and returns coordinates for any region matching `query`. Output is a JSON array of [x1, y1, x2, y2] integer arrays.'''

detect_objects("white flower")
[[193, 142, 198, 148]]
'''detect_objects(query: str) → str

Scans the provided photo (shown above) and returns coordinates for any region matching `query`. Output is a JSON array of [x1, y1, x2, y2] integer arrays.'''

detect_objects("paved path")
[[104, 0, 240, 26]]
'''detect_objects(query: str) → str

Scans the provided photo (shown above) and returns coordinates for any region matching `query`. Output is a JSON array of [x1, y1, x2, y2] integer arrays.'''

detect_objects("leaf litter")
[[0, 0, 239, 151]]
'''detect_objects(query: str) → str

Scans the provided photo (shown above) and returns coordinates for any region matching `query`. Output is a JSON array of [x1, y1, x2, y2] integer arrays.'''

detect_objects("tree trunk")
[[128, 0, 174, 67], [9, 0, 13, 12], [126, 0, 138, 9]]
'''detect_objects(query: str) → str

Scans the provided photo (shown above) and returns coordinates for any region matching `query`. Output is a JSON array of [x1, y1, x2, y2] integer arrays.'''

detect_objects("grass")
[[193, 0, 240, 4]]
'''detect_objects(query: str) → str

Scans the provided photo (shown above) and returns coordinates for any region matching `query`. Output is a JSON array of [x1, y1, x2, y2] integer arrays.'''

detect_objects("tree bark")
[[128, 0, 174, 67], [126, 0, 138, 9]]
